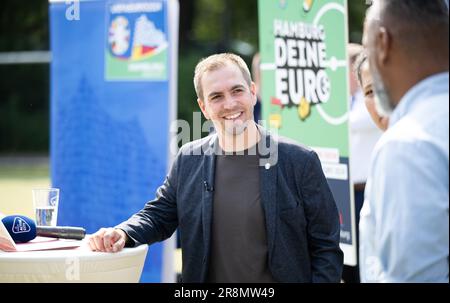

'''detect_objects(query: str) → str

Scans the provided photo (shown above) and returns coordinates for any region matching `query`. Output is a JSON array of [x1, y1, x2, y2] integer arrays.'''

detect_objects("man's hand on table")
[[88, 228, 127, 253]]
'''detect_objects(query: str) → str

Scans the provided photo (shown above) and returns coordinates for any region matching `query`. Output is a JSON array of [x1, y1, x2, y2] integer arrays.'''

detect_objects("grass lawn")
[[0, 160, 50, 218]]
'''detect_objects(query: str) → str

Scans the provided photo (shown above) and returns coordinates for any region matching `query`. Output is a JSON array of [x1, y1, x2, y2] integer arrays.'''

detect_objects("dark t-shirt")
[[206, 146, 276, 283]]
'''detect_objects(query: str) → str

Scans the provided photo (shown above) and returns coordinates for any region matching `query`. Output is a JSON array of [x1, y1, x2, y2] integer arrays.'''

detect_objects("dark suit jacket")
[[116, 127, 343, 282]]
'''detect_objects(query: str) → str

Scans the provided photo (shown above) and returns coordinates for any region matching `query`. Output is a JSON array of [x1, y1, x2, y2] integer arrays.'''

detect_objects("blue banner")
[[50, 0, 176, 282]]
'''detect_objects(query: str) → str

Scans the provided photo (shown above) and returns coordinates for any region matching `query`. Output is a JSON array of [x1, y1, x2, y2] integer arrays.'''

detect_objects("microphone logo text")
[[12, 217, 32, 234]]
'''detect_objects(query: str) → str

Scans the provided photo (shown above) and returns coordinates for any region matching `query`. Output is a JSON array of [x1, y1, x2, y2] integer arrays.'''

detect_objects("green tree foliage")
[[348, 0, 368, 43], [0, 64, 49, 152], [0, 0, 49, 153], [0, 0, 368, 152], [0, 0, 48, 51]]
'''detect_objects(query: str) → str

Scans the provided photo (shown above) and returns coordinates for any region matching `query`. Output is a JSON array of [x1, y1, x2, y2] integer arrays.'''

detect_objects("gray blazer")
[[117, 127, 343, 282]]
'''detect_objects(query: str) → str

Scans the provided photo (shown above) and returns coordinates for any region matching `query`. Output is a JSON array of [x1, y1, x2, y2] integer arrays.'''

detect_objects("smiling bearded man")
[[89, 53, 343, 283]]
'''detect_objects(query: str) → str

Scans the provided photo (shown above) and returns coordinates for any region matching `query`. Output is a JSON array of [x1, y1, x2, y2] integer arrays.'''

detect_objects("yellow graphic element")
[[298, 97, 311, 120], [131, 46, 144, 60], [269, 114, 282, 129], [303, 0, 314, 12], [131, 45, 156, 60]]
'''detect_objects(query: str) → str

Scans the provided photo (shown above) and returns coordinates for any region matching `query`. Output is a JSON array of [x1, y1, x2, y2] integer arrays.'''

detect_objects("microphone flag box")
[[0, 214, 82, 252]]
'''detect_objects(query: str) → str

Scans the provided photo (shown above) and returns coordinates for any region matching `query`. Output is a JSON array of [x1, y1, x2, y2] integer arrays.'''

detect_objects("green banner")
[[258, 0, 356, 265]]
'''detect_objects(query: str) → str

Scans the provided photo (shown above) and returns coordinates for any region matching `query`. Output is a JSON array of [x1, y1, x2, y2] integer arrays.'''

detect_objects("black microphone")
[[1, 215, 86, 243], [36, 226, 86, 240]]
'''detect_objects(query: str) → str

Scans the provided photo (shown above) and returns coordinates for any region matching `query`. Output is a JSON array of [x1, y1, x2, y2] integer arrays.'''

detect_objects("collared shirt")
[[359, 72, 449, 282]]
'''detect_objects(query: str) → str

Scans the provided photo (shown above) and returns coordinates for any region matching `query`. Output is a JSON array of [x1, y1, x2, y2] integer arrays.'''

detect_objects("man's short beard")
[[371, 64, 394, 117]]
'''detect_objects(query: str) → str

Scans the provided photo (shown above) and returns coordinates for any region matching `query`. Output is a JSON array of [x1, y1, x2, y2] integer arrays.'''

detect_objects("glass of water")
[[32, 188, 60, 226]]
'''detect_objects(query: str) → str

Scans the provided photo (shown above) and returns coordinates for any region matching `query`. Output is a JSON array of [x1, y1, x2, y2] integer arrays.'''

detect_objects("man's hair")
[[378, 0, 449, 56], [194, 53, 252, 100], [381, 0, 448, 25], [353, 52, 368, 87]]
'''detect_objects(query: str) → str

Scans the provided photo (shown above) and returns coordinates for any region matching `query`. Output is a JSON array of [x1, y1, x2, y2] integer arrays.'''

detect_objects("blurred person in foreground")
[[251, 52, 262, 123], [342, 43, 383, 283], [354, 52, 389, 131], [360, 0, 449, 282], [88, 53, 343, 283]]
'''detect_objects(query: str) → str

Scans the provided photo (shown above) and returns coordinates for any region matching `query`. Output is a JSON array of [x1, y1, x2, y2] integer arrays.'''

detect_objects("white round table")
[[0, 243, 148, 283]]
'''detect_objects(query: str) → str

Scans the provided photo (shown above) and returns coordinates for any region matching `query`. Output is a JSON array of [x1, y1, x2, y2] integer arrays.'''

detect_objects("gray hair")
[[382, 0, 449, 25]]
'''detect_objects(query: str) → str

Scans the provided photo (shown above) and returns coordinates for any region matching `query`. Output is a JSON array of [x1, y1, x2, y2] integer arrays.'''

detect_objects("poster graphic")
[[258, 0, 356, 265], [106, 1, 168, 80]]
